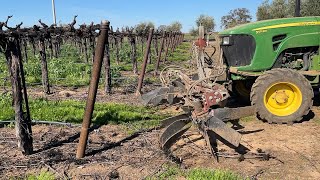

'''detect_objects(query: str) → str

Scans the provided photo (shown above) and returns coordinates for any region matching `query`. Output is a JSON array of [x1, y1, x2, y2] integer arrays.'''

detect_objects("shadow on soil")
[[33, 125, 101, 154], [85, 127, 156, 156]]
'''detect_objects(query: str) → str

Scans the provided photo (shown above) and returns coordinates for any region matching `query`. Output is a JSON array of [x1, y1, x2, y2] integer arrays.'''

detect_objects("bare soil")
[[172, 114, 320, 180], [1, 69, 320, 179], [1, 103, 320, 179]]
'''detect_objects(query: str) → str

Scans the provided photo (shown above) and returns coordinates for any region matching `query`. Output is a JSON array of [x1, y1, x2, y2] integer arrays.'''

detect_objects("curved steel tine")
[[161, 114, 190, 128], [160, 119, 191, 150]]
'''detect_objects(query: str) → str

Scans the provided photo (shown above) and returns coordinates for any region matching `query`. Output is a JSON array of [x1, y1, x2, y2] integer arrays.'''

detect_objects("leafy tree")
[[157, 25, 167, 32], [157, 22, 182, 33], [134, 21, 155, 34], [257, 0, 273, 20], [166, 21, 183, 32], [189, 14, 215, 37], [301, 0, 320, 16], [189, 27, 198, 37], [270, 0, 288, 18], [221, 8, 252, 29], [195, 14, 215, 32], [287, 0, 297, 17], [257, 0, 289, 20], [256, 0, 320, 20]]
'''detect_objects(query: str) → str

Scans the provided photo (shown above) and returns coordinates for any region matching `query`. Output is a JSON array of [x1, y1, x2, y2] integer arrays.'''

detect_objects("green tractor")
[[141, 16, 320, 157], [221, 16, 320, 123]]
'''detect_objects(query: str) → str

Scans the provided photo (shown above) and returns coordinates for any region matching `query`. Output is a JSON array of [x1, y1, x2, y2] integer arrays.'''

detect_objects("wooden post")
[[163, 33, 170, 63], [5, 38, 33, 155], [120, 36, 123, 48], [55, 39, 60, 58], [49, 38, 54, 59], [104, 28, 111, 94], [140, 37, 144, 54], [78, 39, 82, 57], [172, 33, 178, 53], [110, 37, 114, 49], [154, 32, 165, 76], [136, 28, 154, 96], [31, 40, 36, 56], [130, 35, 138, 74], [115, 37, 120, 65], [147, 44, 152, 65], [154, 34, 159, 58], [22, 39, 28, 63], [39, 38, 50, 94], [90, 36, 95, 63], [84, 38, 89, 63], [53, 41, 58, 58], [169, 32, 175, 54]]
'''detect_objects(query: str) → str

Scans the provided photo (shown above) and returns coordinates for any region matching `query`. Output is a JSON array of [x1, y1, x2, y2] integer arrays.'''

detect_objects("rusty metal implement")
[[160, 119, 191, 150], [205, 116, 242, 147], [140, 26, 262, 160]]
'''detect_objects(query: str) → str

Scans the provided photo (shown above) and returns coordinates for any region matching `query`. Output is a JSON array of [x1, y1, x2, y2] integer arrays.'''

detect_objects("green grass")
[[0, 93, 14, 121], [109, 40, 192, 74], [184, 33, 197, 41], [0, 44, 93, 87], [0, 40, 191, 88], [147, 164, 245, 180], [187, 168, 243, 180], [0, 93, 166, 133], [167, 42, 192, 62], [26, 170, 55, 180], [156, 165, 182, 180]]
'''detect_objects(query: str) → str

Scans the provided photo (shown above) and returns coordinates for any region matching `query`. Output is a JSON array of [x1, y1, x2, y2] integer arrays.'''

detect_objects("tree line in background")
[[135, 21, 183, 33], [127, 0, 319, 37], [257, 0, 320, 20], [188, 0, 319, 35]]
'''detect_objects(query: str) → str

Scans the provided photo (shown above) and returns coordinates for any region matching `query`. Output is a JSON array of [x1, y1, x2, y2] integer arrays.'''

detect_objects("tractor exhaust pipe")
[[295, 0, 301, 17]]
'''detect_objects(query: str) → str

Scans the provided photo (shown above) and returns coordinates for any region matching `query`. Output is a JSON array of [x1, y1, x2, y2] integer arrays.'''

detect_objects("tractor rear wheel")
[[250, 68, 313, 124], [233, 80, 254, 103]]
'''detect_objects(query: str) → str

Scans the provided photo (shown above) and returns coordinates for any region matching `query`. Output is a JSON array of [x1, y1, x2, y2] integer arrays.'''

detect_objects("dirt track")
[[172, 114, 320, 179], [1, 109, 320, 179]]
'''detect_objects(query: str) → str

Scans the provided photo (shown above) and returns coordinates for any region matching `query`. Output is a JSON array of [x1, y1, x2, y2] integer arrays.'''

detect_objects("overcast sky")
[[0, 0, 264, 32]]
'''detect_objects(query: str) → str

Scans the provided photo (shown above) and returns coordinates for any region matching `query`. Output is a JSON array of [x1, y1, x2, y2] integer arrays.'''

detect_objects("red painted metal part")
[[195, 38, 206, 49], [203, 91, 223, 111]]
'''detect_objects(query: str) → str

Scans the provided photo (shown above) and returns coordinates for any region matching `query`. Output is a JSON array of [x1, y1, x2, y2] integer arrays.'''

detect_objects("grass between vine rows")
[[134, 164, 246, 180], [24, 165, 246, 180], [0, 40, 192, 132], [0, 93, 166, 134], [0, 41, 192, 87]]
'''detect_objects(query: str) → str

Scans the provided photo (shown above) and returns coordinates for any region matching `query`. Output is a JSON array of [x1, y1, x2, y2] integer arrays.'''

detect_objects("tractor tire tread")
[[250, 68, 313, 124]]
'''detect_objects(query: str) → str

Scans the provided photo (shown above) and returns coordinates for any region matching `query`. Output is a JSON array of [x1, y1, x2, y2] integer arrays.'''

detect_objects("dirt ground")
[[173, 115, 320, 180], [1, 85, 320, 179], [1, 53, 320, 179], [5, 35, 320, 180]]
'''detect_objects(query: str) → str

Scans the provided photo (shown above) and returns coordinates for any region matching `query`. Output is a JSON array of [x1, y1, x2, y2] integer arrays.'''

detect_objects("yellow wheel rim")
[[264, 82, 302, 116]]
